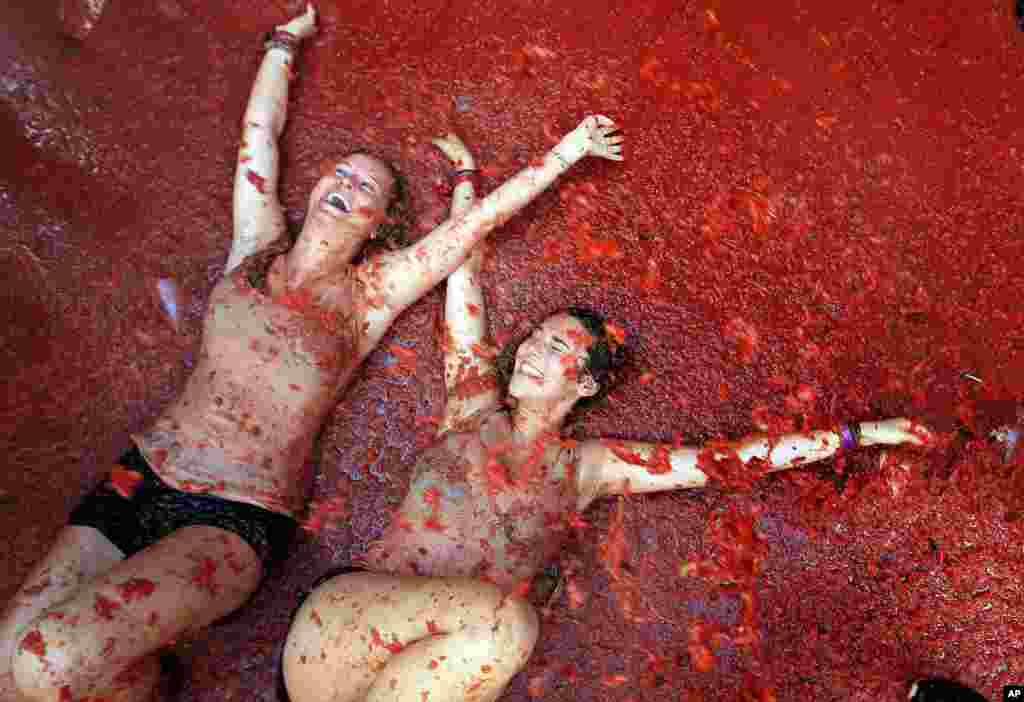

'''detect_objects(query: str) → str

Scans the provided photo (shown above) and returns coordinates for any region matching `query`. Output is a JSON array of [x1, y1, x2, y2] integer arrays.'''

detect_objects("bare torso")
[[134, 256, 369, 517], [363, 411, 578, 589]]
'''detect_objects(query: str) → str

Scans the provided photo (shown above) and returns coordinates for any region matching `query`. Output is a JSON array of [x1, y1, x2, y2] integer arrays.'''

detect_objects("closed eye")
[[551, 337, 571, 353]]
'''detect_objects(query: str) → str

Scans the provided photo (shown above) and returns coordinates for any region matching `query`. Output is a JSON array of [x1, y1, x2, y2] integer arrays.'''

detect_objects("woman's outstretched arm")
[[360, 116, 624, 315], [573, 418, 932, 510], [226, 5, 317, 274], [430, 134, 501, 434]]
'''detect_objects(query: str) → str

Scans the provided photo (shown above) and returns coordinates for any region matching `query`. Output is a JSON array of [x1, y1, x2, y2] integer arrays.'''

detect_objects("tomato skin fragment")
[[696, 442, 768, 491], [20, 629, 46, 657], [690, 645, 715, 672], [389, 344, 418, 367], [604, 323, 626, 346], [687, 621, 717, 672], [246, 169, 267, 193], [370, 627, 405, 653], [484, 458, 513, 495], [94, 594, 122, 621], [191, 558, 220, 595], [608, 442, 673, 475], [108, 467, 143, 498], [566, 511, 589, 529], [116, 577, 156, 603], [723, 317, 760, 363], [420, 487, 445, 530]]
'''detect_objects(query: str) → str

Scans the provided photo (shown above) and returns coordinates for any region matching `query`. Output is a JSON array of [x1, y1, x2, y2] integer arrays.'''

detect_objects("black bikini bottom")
[[69, 444, 296, 566]]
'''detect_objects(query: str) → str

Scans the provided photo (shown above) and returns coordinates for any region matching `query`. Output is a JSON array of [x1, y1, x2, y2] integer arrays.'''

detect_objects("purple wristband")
[[838, 423, 859, 450], [452, 169, 478, 187], [264, 30, 299, 53]]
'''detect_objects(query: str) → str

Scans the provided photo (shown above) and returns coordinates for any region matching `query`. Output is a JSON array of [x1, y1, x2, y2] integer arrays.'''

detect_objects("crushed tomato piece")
[[246, 169, 266, 193], [20, 629, 46, 657], [608, 442, 673, 475], [94, 594, 122, 621], [108, 467, 143, 498], [116, 577, 156, 603]]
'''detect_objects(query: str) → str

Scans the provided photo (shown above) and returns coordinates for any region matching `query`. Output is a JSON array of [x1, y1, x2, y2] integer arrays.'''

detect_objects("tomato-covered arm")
[[573, 418, 931, 509], [429, 134, 502, 434], [226, 5, 316, 274], [360, 115, 623, 315]]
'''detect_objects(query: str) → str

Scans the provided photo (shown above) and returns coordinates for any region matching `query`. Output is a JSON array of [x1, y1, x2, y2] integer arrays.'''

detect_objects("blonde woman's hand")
[[278, 3, 317, 40], [556, 115, 624, 164]]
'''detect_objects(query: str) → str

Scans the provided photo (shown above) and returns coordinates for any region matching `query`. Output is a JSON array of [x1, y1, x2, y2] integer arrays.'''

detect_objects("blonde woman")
[[2, 6, 624, 700]]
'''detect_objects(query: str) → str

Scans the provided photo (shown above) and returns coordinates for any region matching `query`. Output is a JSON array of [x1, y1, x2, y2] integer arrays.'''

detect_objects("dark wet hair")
[[495, 306, 627, 405], [565, 306, 622, 394]]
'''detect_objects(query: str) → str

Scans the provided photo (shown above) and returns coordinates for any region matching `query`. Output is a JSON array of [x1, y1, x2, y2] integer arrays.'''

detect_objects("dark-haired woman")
[[2, 6, 625, 700], [281, 134, 931, 702]]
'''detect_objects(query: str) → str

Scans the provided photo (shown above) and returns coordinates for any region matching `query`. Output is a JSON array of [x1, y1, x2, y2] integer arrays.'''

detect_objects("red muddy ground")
[[3, 0, 1024, 700]]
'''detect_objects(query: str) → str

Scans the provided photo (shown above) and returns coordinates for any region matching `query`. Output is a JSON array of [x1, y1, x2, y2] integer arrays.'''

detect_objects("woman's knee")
[[13, 615, 159, 702], [492, 595, 540, 668], [459, 588, 540, 670], [11, 613, 80, 700], [450, 579, 539, 654]]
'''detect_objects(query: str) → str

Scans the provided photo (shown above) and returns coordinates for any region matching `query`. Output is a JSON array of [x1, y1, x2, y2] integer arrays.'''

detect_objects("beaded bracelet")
[[264, 29, 299, 54], [838, 423, 862, 450]]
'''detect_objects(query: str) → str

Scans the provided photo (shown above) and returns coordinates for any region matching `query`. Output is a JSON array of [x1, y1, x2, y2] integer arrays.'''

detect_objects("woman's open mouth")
[[322, 192, 351, 214]]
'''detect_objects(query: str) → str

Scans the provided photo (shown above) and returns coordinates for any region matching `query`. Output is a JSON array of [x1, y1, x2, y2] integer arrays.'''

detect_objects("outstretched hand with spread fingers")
[[558, 115, 624, 163]]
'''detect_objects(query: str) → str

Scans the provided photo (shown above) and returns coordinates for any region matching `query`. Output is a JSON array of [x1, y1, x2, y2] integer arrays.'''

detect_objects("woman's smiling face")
[[508, 313, 598, 403], [307, 153, 395, 230]]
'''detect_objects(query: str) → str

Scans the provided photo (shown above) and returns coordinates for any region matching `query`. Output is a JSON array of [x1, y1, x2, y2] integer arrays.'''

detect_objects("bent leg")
[[1, 525, 126, 699], [11, 525, 261, 702], [283, 572, 538, 702]]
